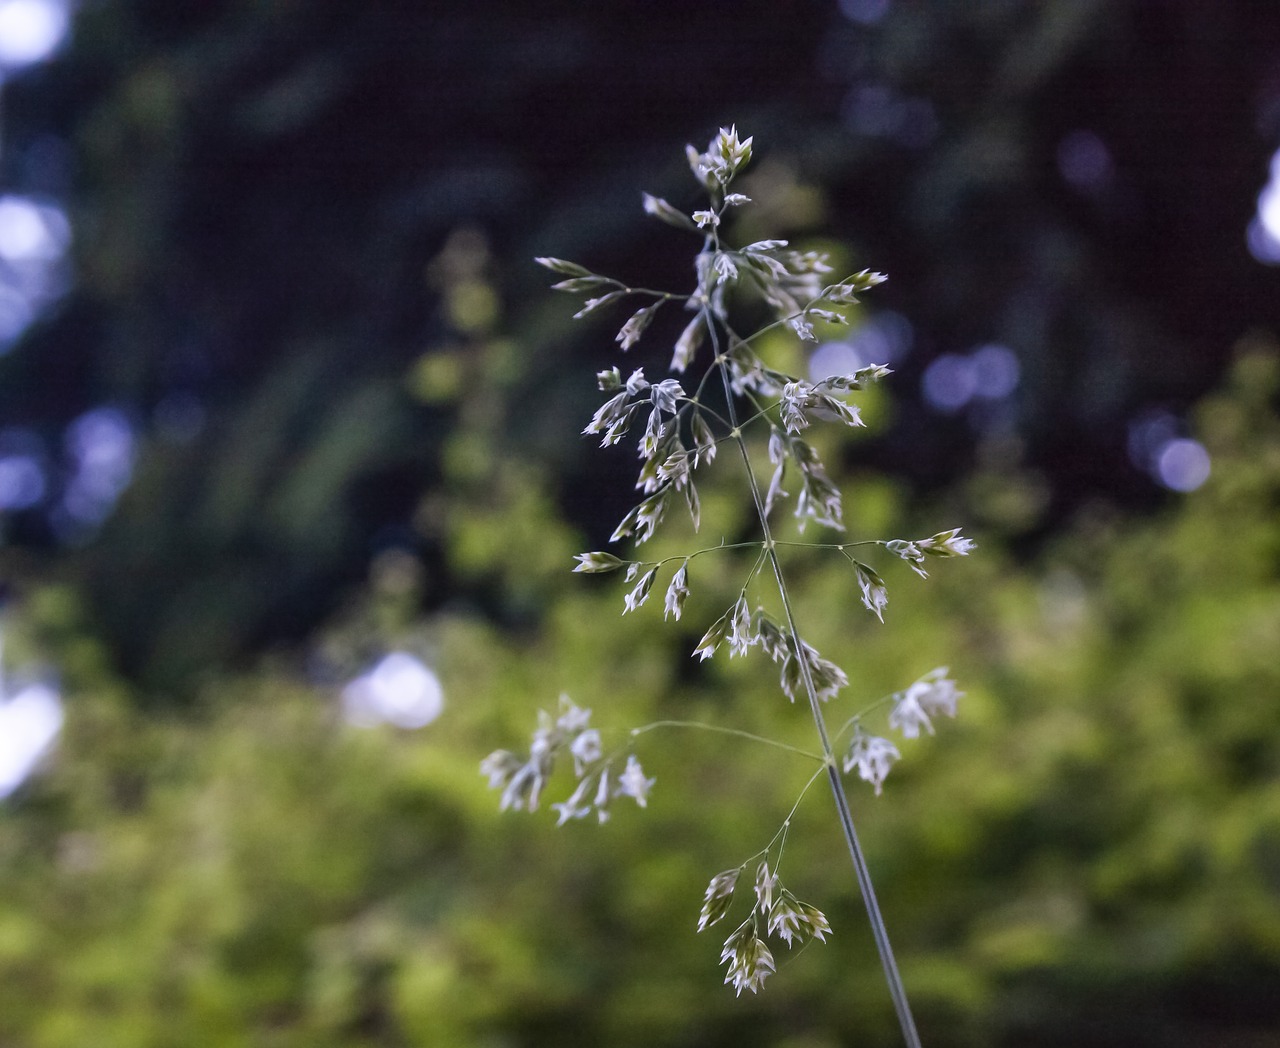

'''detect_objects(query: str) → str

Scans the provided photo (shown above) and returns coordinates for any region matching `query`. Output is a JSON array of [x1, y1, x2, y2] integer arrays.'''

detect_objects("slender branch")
[[831, 692, 901, 746], [772, 539, 885, 552], [716, 268, 882, 352], [630, 720, 824, 763], [625, 541, 768, 575], [771, 764, 828, 873]]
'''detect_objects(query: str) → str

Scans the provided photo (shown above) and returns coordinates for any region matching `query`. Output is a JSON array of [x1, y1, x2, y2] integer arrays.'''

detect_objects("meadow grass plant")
[[483, 127, 974, 1046]]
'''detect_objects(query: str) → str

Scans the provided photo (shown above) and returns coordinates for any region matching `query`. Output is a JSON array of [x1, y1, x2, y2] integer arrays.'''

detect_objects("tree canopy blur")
[[0, 2, 1278, 1046], [1, 0, 1277, 685]]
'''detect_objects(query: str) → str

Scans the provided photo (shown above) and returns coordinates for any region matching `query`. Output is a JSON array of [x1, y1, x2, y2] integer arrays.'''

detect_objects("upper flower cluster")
[[686, 124, 753, 192]]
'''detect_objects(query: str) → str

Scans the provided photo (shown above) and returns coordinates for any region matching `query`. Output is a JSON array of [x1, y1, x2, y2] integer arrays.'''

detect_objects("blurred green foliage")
[[1, 343, 1276, 1046], [1, 4, 1279, 1044]]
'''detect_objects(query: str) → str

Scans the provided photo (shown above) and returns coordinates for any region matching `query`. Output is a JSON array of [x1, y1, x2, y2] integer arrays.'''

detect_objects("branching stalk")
[[709, 310, 923, 1048], [494, 126, 973, 1039]]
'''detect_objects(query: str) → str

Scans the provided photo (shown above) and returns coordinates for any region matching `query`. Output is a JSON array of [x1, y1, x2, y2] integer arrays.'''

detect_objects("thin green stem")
[[624, 541, 766, 574], [771, 764, 828, 874], [831, 692, 901, 747], [602, 282, 688, 301], [680, 398, 734, 433], [630, 720, 823, 763], [706, 305, 923, 1048], [771, 539, 885, 553], [716, 268, 881, 353]]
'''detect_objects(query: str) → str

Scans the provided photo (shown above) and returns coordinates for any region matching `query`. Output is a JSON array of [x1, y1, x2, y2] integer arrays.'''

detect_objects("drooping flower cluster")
[[580, 364, 711, 540], [886, 666, 963, 739], [842, 728, 901, 796], [841, 668, 964, 794], [764, 426, 848, 531], [884, 528, 978, 579], [848, 529, 976, 622], [698, 860, 831, 996], [480, 696, 654, 825], [689, 598, 848, 702]]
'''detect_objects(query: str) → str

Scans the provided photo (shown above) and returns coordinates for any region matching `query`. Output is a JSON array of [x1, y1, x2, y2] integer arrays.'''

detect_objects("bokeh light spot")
[[923, 342, 1021, 415], [809, 340, 865, 382], [0, 285, 35, 346], [0, 0, 70, 69], [0, 196, 72, 347], [811, 312, 913, 382], [61, 407, 135, 525], [1057, 130, 1113, 193], [1259, 179, 1280, 239], [843, 84, 937, 147], [970, 343, 1020, 399], [0, 197, 47, 260], [0, 196, 70, 262], [0, 454, 45, 509], [0, 682, 63, 799], [922, 353, 977, 412], [1247, 148, 1280, 265], [1154, 438, 1210, 492], [342, 652, 444, 729], [838, 0, 890, 25]]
